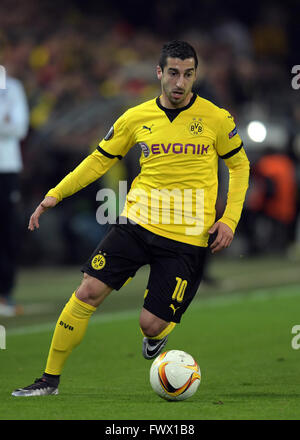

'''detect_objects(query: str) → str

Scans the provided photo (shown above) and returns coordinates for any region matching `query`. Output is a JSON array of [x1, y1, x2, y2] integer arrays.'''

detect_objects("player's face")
[[157, 57, 197, 109]]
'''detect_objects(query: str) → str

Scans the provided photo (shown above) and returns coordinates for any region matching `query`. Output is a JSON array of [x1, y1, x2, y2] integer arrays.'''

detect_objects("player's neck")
[[159, 92, 194, 110]]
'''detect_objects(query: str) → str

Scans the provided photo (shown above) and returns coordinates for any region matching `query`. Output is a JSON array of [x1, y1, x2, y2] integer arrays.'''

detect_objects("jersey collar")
[[156, 93, 197, 122]]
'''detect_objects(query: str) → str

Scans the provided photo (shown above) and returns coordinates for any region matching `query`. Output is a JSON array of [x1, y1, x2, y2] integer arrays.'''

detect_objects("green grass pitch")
[[1, 260, 300, 420]]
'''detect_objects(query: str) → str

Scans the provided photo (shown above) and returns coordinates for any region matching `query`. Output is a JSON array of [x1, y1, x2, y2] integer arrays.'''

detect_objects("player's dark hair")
[[159, 40, 198, 71]]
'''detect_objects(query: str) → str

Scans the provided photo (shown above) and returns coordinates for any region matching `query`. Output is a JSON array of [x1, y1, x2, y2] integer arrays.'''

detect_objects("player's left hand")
[[208, 221, 233, 254]]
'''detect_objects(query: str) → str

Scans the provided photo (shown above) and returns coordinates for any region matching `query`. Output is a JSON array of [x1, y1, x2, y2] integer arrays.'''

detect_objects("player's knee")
[[140, 308, 169, 338], [76, 273, 112, 307], [140, 319, 168, 338]]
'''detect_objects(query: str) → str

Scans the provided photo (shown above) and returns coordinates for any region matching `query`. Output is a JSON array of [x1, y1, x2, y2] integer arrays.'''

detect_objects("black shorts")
[[81, 218, 208, 323]]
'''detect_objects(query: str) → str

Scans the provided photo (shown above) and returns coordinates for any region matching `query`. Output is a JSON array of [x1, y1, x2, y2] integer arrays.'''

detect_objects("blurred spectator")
[[243, 147, 297, 255], [251, 4, 289, 61], [0, 68, 29, 316]]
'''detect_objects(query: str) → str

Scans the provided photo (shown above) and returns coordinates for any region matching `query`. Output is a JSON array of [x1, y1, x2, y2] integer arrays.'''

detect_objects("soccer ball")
[[149, 350, 201, 401]]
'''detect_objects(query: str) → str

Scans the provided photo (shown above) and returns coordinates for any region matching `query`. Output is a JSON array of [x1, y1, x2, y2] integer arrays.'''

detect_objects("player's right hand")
[[28, 196, 58, 231]]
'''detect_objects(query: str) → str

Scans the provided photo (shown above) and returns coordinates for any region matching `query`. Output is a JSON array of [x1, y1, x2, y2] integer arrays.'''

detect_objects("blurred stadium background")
[[0, 0, 300, 327]]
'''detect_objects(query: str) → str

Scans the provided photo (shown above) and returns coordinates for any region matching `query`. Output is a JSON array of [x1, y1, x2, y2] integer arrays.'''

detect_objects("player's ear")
[[156, 65, 163, 80]]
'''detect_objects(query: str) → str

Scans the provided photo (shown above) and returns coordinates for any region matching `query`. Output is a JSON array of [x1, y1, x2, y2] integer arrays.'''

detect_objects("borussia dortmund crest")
[[91, 253, 106, 270], [189, 118, 203, 136]]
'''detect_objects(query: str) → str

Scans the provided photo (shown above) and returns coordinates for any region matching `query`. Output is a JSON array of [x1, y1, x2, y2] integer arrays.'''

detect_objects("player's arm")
[[209, 147, 249, 253], [28, 151, 118, 230], [209, 110, 250, 253], [218, 146, 250, 232], [29, 112, 134, 231]]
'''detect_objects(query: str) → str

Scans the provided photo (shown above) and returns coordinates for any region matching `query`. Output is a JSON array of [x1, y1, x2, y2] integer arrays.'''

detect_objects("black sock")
[[43, 372, 60, 386]]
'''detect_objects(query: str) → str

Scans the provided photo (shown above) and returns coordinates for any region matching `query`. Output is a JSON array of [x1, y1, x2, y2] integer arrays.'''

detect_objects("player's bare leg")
[[76, 273, 113, 307], [140, 308, 176, 359]]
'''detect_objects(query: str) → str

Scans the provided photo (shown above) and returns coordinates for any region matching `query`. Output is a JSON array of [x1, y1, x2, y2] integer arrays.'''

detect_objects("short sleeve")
[[215, 109, 243, 159], [98, 110, 135, 159]]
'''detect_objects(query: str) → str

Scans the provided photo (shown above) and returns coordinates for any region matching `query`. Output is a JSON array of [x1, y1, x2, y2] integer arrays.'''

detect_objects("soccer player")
[[12, 41, 249, 396]]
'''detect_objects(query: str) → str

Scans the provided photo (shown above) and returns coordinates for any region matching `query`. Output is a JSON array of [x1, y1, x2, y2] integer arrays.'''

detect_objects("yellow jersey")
[[47, 94, 249, 247]]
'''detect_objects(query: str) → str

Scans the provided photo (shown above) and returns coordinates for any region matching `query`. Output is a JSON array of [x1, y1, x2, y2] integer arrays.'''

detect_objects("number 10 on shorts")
[[172, 277, 188, 303]]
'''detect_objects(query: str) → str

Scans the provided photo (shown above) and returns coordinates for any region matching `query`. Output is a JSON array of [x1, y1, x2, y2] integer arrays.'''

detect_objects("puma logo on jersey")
[[169, 304, 180, 315], [142, 124, 154, 134]]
